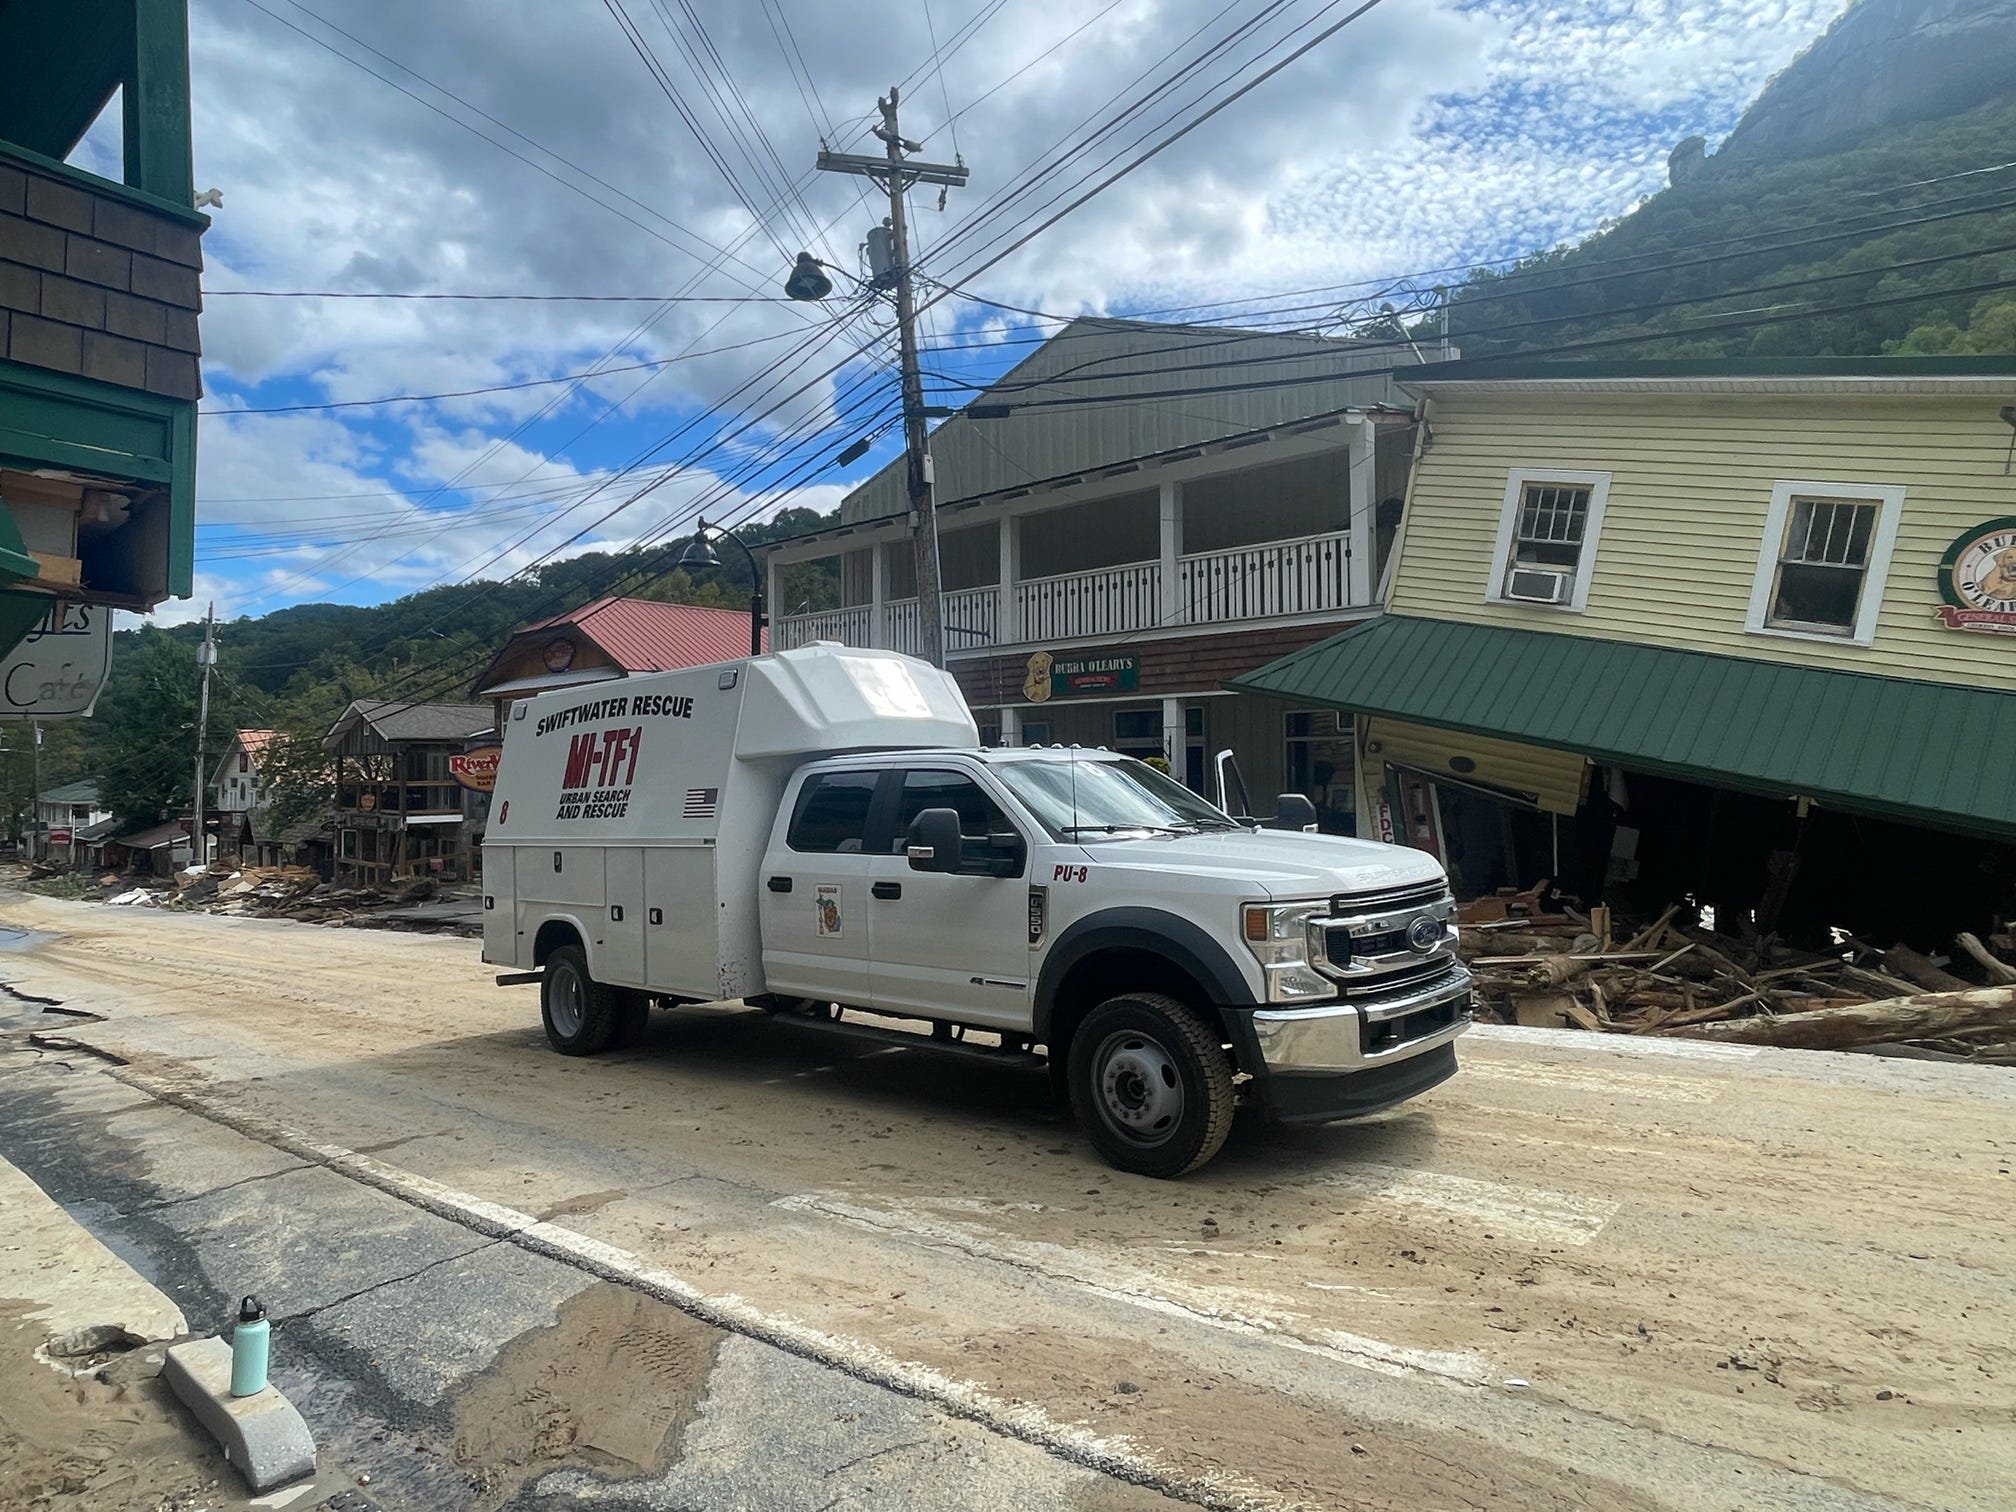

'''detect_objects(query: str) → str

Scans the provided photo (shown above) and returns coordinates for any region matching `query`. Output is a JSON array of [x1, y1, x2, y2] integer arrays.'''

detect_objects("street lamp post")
[[677, 519, 766, 658]]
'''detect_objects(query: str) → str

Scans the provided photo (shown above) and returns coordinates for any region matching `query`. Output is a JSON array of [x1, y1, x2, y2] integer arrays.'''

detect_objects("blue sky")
[[75, 0, 1849, 625]]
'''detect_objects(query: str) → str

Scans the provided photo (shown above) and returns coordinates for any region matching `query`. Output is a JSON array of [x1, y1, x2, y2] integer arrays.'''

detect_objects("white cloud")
[[181, 0, 1848, 615]]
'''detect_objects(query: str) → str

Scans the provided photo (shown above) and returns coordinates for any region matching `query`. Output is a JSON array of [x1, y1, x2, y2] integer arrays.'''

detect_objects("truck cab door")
[[865, 768, 1032, 1031], [758, 769, 882, 1006]]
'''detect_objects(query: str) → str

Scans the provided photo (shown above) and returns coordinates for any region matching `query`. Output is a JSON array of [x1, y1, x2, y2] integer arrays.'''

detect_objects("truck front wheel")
[[1068, 994, 1235, 1178], [541, 945, 622, 1056]]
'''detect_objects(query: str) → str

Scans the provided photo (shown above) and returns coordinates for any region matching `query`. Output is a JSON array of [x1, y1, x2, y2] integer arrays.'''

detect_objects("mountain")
[[1445, 0, 2016, 361], [1714, 0, 2016, 168]]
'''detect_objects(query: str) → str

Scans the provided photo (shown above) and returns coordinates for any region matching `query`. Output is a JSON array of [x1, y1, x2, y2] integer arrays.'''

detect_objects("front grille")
[[1364, 996, 1466, 1055], [1340, 955, 1453, 996], [1332, 880, 1447, 915], [1328, 924, 1410, 964]]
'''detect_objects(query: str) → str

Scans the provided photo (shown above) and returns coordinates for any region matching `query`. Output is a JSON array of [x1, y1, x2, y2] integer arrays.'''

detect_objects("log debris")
[[1461, 899, 2016, 1062]]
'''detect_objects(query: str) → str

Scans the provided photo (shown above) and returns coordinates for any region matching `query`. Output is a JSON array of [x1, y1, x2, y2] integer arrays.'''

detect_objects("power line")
[[201, 290, 789, 302]]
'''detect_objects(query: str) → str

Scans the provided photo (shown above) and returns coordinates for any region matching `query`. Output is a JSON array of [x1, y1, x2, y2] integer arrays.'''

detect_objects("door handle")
[[872, 881, 902, 901], [648, 907, 663, 925], [767, 876, 792, 893]]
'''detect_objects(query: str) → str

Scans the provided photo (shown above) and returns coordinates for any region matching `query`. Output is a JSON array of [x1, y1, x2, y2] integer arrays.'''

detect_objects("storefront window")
[[1285, 709, 1356, 834]]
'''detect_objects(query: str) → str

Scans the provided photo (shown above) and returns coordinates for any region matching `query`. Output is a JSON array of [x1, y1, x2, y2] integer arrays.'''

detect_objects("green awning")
[[1230, 615, 2016, 839]]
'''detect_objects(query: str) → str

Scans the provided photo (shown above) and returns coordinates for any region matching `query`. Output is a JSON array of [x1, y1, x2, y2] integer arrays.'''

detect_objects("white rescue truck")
[[483, 644, 1469, 1177]]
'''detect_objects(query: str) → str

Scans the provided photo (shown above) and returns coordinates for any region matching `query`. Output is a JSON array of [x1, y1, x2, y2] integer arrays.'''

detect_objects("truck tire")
[[540, 945, 622, 1056], [1068, 993, 1235, 1178], [610, 992, 652, 1049]]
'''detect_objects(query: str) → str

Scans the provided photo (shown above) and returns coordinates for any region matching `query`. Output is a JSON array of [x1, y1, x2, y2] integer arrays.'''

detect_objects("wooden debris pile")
[[1459, 886, 2016, 1064]]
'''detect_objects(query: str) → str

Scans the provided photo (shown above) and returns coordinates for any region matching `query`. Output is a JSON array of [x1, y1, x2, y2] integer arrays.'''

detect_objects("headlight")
[[1240, 902, 1336, 1003]]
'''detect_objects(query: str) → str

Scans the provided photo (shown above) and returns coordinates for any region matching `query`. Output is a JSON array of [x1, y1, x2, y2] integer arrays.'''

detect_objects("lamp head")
[[677, 533, 721, 571], [784, 252, 833, 302]]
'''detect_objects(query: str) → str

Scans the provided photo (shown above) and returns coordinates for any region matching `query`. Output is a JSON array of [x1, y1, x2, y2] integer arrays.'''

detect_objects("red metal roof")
[[518, 596, 764, 672]]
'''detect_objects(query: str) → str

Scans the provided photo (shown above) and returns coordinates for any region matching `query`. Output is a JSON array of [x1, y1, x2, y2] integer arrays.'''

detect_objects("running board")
[[494, 971, 543, 987], [775, 1010, 1046, 1069]]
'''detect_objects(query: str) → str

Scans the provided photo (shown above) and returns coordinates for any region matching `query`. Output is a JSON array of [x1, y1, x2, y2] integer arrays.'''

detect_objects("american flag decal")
[[682, 787, 719, 819]]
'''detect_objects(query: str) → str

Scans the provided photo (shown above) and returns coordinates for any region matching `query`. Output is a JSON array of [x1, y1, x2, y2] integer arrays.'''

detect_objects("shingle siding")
[[1, 152, 204, 400]]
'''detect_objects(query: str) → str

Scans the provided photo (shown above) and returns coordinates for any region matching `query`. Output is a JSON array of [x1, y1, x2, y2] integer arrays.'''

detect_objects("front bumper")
[[1250, 965, 1471, 1073], [1225, 967, 1471, 1125]]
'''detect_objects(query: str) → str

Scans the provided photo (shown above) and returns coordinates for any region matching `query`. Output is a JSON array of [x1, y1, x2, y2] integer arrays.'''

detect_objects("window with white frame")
[[1745, 480, 1903, 645], [1487, 469, 1611, 610]]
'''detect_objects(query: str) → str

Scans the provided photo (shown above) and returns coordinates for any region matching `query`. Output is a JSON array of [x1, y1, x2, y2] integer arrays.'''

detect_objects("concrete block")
[[163, 1337, 316, 1494], [144, 345, 201, 400], [25, 174, 93, 233], [38, 274, 104, 329], [81, 329, 148, 389], [103, 289, 168, 345], [64, 236, 131, 292], [130, 253, 200, 308], [9, 312, 82, 375]]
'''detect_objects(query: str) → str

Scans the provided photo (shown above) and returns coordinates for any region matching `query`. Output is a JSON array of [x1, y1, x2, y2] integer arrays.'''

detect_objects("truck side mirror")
[[984, 830, 1026, 878], [905, 808, 964, 873], [1266, 793, 1318, 833]]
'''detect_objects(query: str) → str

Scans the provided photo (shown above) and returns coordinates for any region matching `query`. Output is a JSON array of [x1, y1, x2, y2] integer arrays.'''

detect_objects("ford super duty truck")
[[482, 643, 1469, 1177]]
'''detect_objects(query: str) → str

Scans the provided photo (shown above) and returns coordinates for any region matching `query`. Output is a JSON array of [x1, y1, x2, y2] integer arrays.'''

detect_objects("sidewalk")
[[0, 1152, 247, 1512]]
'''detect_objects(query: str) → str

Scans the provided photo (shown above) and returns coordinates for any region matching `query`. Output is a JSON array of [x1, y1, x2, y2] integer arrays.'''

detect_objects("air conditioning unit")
[[1504, 567, 1572, 604]]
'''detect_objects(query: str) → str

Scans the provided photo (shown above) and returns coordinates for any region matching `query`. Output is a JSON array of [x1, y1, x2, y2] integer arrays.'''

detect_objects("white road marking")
[[1314, 1165, 1619, 1248], [77, 1062, 1290, 1512], [774, 1192, 1492, 1386], [1470, 1024, 1762, 1060], [1461, 1058, 1725, 1104]]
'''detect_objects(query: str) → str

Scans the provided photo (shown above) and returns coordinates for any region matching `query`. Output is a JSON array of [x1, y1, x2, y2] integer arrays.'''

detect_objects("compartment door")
[[601, 848, 647, 989]]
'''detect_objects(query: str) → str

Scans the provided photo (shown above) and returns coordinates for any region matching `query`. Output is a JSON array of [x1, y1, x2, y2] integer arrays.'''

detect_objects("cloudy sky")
[[77, 0, 1849, 624]]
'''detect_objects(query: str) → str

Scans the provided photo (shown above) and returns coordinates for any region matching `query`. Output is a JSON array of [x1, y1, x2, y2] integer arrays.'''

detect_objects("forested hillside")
[[1449, 97, 2016, 360]]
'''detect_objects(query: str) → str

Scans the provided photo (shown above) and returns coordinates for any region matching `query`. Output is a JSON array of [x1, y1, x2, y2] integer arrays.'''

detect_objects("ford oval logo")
[[1405, 915, 1444, 953]]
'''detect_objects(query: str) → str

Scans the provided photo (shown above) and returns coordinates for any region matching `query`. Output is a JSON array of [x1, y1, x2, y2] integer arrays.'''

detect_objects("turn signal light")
[[1244, 906, 1269, 942]]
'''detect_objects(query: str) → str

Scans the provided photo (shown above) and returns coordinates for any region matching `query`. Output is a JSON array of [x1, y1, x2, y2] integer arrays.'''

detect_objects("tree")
[[84, 628, 231, 825]]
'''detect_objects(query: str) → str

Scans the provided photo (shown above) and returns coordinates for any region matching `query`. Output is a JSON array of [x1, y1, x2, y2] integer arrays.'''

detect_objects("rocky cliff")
[[1713, 0, 2016, 167]]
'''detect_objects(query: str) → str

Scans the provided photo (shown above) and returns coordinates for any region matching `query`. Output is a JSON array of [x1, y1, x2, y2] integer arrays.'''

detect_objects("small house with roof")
[[471, 596, 763, 727], [324, 700, 494, 887]]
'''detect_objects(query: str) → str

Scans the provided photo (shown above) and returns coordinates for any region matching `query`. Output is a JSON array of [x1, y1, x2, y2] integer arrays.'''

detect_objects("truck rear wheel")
[[1068, 993, 1235, 1178], [541, 945, 622, 1056]]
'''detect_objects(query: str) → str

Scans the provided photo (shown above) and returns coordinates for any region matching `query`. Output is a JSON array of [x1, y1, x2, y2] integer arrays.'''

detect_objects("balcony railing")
[[774, 604, 873, 651], [771, 529, 1356, 653], [885, 587, 1000, 657], [1016, 561, 1162, 642], [1178, 531, 1353, 623]]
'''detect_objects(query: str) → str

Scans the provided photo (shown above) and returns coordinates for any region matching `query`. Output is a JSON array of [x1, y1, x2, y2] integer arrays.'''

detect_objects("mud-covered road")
[[1, 895, 2011, 1512]]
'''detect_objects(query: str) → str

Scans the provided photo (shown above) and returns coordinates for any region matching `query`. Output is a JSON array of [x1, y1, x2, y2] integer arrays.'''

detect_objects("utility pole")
[[28, 721, 41, 862], [192, 603, 214, 869], [816, 89, 968, 668]]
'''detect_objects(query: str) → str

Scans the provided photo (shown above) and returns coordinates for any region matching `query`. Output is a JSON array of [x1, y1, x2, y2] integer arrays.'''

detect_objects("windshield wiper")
[[1060, 823, 1190, 836]]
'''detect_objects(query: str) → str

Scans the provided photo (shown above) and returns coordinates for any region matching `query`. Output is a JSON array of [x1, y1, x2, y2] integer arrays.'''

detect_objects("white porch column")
[[869, 542, 888, 649], [1158, 478, 1183, 628], [1161, 696, 1184, 771], [1348, 415, 1376, 606], [997, 513, 1022, 645], [764, 551, 782, 652], [998, 706, 1022, 748]]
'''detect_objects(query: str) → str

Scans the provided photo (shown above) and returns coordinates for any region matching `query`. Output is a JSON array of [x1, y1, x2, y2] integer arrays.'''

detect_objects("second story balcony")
[[767, 426, 1399, 657]]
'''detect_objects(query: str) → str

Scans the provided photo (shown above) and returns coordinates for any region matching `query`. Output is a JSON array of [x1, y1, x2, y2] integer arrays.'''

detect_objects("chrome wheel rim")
[[549, 967, 585, 1037], [1093, 1030, 1183, 1147]]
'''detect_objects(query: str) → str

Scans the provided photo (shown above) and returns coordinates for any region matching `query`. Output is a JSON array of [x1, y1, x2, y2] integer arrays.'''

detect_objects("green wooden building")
[[0, 0, 204, 660]]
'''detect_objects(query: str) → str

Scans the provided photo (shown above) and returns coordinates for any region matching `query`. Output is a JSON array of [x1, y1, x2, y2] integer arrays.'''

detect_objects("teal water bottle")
[[229, 1295, 269, 1397]]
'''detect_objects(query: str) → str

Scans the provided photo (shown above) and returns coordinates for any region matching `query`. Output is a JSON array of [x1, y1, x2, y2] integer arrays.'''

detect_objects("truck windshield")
[[993, 756, 1240, 840]]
